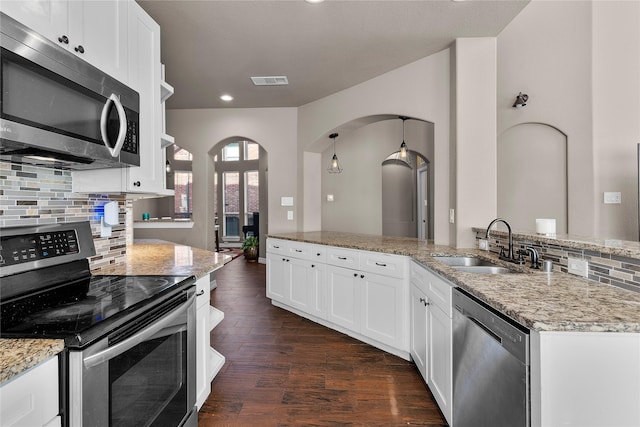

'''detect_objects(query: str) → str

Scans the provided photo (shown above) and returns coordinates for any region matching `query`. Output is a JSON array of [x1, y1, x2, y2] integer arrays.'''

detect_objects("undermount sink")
[[450, 266, 518, 274], [433, 256, 520, 274], [433, 256, 499, 267]]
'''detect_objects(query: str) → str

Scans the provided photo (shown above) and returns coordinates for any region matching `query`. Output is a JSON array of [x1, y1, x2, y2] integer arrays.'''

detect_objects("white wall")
[[165, 107, 298, 250], [592, 0, 640, 240], [454, 38, 498, 248], [320, 119, 431, 235], [497, 0, 640, 239], [298, 49, 451, 244]]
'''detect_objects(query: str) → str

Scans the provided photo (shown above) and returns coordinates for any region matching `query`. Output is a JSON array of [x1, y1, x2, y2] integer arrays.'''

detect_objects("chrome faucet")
[[485, 218, 516, 263]]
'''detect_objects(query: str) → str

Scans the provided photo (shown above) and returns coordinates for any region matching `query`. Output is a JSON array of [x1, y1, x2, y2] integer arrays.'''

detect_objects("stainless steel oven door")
[[68, 287, 196, 427]]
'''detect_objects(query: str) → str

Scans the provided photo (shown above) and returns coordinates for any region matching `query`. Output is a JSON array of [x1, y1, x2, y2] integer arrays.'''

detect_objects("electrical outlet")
[[287, 210, 294, 220], [478, 239, 489, 250], [568, 258, 589, 278]]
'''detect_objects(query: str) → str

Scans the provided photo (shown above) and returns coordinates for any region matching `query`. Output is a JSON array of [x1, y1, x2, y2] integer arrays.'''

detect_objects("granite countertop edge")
[[268, 231, 640, 334], [0, 339, 64, 384]]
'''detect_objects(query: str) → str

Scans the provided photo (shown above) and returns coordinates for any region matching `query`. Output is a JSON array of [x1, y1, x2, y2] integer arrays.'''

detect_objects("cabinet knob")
[[316, 253, 321, 256], [360, 274, 365, 279], [75, 45, 85, 54], [353, 273, 358, 277], [58, 35, 69, 44], [311, 264, 315, 268], [133, 181, 141, 187]]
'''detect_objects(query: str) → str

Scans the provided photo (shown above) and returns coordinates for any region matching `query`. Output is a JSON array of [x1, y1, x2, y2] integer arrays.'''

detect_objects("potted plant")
[[241, 236, 259, 262]]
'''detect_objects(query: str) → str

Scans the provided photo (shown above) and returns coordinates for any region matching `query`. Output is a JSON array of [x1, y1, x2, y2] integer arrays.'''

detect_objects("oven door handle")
[[83, 294, 194, 369]]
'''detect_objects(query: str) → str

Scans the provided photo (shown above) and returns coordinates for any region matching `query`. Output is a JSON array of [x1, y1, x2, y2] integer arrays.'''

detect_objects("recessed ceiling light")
[[220, 94, 233, 101]]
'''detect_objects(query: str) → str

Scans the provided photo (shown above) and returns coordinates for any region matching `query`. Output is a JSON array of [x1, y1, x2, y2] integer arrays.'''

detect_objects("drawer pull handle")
[[274, 245, 280, 249], [295, 249, 302, 252], [375, 262, 387, 267], [317, 253, 321, 256], [196, 290, 205, 297], [338, 256, 347, 260]]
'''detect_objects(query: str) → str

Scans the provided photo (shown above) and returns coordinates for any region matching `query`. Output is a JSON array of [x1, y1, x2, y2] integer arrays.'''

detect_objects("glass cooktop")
[[0, 274, 193, 347]]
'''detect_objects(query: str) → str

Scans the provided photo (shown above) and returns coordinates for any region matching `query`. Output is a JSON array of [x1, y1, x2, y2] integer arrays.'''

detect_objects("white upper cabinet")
[[0, 0, 129, 84], [72, 1, 168, 195]]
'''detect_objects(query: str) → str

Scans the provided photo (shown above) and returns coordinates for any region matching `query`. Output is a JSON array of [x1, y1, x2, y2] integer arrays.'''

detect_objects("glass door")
[[222, 171, 240, 239]]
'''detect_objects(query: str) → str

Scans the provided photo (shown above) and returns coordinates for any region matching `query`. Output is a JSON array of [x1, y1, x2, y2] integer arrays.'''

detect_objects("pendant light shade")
[[399, 116, 409, 161], [327, 133, 342, 174]]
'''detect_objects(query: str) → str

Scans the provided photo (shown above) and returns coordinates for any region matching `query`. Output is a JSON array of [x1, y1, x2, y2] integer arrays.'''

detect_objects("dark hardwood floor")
[[198, 257, 448, 426]]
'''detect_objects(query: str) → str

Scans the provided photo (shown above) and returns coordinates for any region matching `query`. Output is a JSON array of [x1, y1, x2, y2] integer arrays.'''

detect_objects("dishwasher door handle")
[[467, 315, 502, 345]]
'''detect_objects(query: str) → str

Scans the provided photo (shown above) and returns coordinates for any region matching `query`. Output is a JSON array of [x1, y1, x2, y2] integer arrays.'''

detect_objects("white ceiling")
[[137, 0, 529, 109]]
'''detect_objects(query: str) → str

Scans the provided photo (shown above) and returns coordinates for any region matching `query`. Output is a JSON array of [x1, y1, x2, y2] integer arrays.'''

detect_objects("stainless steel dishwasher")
[[452, 288, 530, 427]]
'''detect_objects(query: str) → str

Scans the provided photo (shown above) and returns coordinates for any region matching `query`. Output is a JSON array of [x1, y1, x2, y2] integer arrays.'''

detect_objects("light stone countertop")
[[3, 240, 232, 385], [269, 231, 640, 333], [0, 339, 64, 384], [96, 239, 233, 279]]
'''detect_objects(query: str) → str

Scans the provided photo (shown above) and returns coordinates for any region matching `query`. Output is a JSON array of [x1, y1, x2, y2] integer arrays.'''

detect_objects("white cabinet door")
[[195, 276, 211, 409], [410, 283, 428, 381], [0, 0, 128, 84], [326, 265, 361, 333], [360, 270, 406, 350], [427, 303, 452, 424], [266, 253, 288, 303], [71, 0, 129, 83], [0, 356, 59, 427], [0, 0, 68, 45], [126, 1, 162, 193], [287, 258, 326, 319]]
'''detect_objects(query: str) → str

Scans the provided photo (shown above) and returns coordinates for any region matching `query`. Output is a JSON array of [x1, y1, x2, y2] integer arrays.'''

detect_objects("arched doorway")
[[381, 151, 431, 239], [209, 138, 268, 257]]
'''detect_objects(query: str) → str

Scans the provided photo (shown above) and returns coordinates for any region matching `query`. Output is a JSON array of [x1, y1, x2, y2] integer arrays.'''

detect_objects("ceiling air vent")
[[251, 76, 289, 86]]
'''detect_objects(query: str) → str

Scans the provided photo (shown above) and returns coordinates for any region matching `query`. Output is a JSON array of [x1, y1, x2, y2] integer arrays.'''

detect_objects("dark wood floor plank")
[[199, 257, 448, 426]]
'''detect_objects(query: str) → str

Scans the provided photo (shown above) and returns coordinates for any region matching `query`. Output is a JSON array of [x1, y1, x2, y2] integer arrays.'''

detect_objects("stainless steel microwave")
[[0, 12, 140, 170]]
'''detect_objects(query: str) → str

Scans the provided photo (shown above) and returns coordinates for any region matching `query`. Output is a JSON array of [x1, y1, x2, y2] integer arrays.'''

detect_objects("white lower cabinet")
[[266, 238, 409, 359], [326, 265, 361, 332], [195, 274, 225, 410], [410, 283, 428, 380], [288, 257, 326, 320], [410, 260, 452, 425], [0, 356, 60, 427], [326, 264, 406, 349]]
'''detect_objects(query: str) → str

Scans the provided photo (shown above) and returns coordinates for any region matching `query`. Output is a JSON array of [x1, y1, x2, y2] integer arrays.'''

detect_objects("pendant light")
[[399, 116, 409, 160], [327, 133, 342, 174]]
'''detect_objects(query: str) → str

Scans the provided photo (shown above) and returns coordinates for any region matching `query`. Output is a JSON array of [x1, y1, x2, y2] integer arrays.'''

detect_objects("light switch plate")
[[568, 258, 589, 278], [287, 210, 294, 220], [603, 192, 621, 204], [449, 209, 455, 224]]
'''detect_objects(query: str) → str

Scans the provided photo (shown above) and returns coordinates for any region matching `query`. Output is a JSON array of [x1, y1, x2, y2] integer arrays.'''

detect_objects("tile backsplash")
[[475, 230, 640, 294], [0, 162, 131, 272]]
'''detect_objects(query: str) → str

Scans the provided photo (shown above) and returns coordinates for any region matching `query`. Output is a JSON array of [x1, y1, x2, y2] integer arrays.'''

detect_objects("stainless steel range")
[[0, 221, 197, 427]]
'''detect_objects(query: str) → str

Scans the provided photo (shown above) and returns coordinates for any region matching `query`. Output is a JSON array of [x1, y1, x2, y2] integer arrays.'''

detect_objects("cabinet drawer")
[[286, 241, 315, 260], [312, 244, 327, 263], [266, 238, 288, 255], [327, 247, 359, 269], [423, 268, 453, 317], [360, 251, 407, 279]]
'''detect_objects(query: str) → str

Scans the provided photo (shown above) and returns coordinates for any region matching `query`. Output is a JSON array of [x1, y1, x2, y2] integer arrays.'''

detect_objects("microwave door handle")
[[83, 294, 194, 369], [100, 94, 127, 157]]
